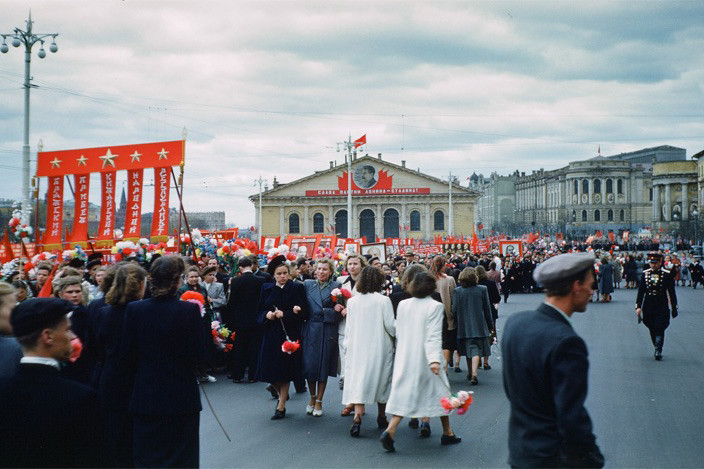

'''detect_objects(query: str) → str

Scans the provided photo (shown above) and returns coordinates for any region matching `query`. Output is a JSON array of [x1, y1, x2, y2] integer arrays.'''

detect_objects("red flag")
[[1, 230, 14, 263], [37, 263, 59, 298], [353, 134, 366, 148], [471, 231, 479, 253], [21, 240, 30, 260]]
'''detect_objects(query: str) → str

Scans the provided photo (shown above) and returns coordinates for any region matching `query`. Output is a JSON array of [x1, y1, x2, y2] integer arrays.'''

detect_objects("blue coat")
[[502, 303, 604, 468], [598, 263, 614, 295], [256, 281, 308, 383], [301, 279, 342, 381]]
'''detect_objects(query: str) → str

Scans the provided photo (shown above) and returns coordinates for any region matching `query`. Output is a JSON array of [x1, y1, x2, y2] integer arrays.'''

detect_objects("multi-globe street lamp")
[[1, 12, 59, 237]]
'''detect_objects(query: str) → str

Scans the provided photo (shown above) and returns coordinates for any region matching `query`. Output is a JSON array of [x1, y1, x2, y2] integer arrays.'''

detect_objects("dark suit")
[[0, 363, 104, 468], [225, 271, 266, 380], [636, 267, 677, 352], [502, 303, 604, 468], [119, 297, 203, 468]]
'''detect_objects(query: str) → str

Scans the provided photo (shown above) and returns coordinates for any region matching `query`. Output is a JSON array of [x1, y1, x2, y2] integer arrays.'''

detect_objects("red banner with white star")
[[123, 169, 144, 239], [151, 167, 170, 240], [36, 140, 184, 176], [97, 171, 116, 241], [68, 174, 90, 243], [45, 176, 64, 247]]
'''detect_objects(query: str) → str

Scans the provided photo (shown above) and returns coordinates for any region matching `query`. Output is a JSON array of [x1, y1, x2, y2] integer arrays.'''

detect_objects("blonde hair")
[[345, 253, 368, 269], [106, 264, 147, 306], [0, 281, 16, 301], [314, 258, 335, 275]]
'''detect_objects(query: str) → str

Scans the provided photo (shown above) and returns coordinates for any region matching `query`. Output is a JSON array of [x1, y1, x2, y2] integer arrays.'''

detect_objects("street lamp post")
[[693, 209, 699, 247], [1, 12, 59, 236]]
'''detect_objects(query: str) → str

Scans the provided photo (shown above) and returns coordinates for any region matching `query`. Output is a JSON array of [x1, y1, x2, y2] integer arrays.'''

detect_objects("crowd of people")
[[0, 239, 700, 466]]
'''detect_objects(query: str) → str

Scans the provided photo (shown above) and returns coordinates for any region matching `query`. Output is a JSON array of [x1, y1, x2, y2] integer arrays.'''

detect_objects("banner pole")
[[170, 168, 198, 258]]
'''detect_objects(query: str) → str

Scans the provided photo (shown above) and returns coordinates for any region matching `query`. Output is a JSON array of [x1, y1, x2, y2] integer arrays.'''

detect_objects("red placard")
[[45, 176, 64, 247], [150, 167, 170, 239], [124, 169, 144, 239], [36, 140, 184, 177], [97, 172, 116, 241], [69, 174, 90, 242]]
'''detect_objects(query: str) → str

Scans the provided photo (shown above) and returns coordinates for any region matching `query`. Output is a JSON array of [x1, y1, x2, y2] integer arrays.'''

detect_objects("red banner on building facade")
[[124, 169, 144, 239], [45, 176, 64, 247], [69, 174, 90, 242], [97, 172, 116, 241], [150, 167, 170, 239]]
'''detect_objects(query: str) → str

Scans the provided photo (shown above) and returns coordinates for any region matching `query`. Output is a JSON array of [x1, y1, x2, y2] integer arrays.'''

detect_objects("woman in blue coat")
[[301, 258, 343, 417], [598, 257, 614, 302], [256, 255, 308, 420]]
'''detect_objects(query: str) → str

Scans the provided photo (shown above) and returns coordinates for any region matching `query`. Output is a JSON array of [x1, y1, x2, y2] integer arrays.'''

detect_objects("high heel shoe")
[[312, 400, 323, 417], [350, 418, 361, 437], [306, 403, 314, 415]]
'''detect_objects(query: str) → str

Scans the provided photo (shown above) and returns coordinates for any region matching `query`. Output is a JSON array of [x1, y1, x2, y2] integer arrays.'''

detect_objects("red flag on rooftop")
[[353, 134, 366, 148]]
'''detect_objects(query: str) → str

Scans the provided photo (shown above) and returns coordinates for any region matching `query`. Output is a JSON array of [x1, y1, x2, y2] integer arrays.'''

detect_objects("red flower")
[[211, 329, 218, 337], [222, 245, 231, 254], [224, 343, 233, 352], [230, 332, 236, 340], [340, 288, 352, 299], [180, 291, 205, 305], [281, 339, 301, 354], [69, 337, 83, 363]]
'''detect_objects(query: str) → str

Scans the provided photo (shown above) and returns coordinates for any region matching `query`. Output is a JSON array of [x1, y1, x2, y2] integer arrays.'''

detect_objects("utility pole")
[[2, 12, 59, 237], [448, 170, 454, 236], [254, 176, 266, 237], [336, 136, 355, 238]]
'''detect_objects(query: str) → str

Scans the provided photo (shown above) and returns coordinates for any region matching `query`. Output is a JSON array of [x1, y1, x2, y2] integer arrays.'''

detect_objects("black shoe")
[[380, 431, 396, 452], [454, 366, 462, 373], [266, 384, 279, 399], [271, 408, 286, 420], [232, 378, 243, 383], [350, 419, 361, 437], [441, 433, 462, 445], [419, 422, 431, 438], [408, 418, 419, 429], [483, 364, 491, 370], [377, 415, 389, 429], [471, 376, 478, 386], [655, 349, 663, 361], [339, 378, 344, 390]]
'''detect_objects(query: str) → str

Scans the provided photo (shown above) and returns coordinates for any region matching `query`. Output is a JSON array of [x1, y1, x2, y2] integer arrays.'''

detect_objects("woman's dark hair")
[[150, 256, 186, 299], [475, 265, 489, 282], [106, 263, 147, 306], [356, 266, 385, 294], [458, 267, 478, 287], [429, 256, 446, 278], [185, 266, 200, 278], [201, 266, 217, 277], [11, 280, 28, 291], [401, 264, 427, 292], [408, 271, 437, 298]]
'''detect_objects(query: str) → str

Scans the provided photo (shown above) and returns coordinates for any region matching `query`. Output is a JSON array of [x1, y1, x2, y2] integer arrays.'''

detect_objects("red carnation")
[[222, 245, 231, 253], [281, 339, 300, 354]]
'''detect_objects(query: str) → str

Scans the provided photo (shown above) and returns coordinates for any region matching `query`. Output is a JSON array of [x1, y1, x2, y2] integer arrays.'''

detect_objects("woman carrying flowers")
[[178, 266, 217, 383], [301, 258, 346, 417]]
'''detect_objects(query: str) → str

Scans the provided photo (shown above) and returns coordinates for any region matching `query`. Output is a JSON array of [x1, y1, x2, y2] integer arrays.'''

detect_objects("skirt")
[[457, 337, 491, 358], [441, 316, 457, 351]]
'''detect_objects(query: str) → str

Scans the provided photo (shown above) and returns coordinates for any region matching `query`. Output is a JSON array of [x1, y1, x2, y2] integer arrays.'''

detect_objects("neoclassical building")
[[249, 154, 480, 240], [470, 172, 517, 236], [651, 160, 699, 231]]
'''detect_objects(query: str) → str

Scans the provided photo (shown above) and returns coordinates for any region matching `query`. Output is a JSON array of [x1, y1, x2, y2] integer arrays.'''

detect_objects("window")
[[409, 210, 421, 231], [606, 179, 613, 194], [582, 210, 587, 222], [607, 209, 614, 221], [619, 209, 625, 222], [594, 210, 601, 222], [335, 210, 348, 238], [433, 210, 445, 231], [572, 210, 577, 221], [313, 213, 324, 233], [594, 179, 601, 193], [573, 180, 578, 195], [617, 179, 623, 194], [288, 213, 300, 234], [582, 179, 589, 194], [649, 188, 653, 201]]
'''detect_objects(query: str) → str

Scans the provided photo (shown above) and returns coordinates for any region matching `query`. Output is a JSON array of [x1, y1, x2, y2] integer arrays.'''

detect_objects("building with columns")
[[470, 172, 517, 236], [651, 160, 699, 235], [249, 154, 480, 241]]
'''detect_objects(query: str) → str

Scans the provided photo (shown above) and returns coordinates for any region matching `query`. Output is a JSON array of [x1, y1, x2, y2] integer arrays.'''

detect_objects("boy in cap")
[[0, 298, 104, 467], [502, 252, 604, 468]]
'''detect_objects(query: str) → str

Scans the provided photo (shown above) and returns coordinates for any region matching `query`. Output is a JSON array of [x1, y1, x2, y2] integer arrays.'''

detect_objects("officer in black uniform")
[[636, 252, 678, 360]]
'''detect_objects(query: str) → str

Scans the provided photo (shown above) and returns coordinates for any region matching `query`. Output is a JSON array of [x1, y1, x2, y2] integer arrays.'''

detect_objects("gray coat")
[[301, 279, 342, 381], [451, 285, 493, 339]]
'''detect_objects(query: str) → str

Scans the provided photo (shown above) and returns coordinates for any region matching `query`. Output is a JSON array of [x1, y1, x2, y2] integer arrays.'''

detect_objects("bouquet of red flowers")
[[180, 291, 206, 317], [211, 320, 235, 352], [330, 287, 352, 305], [440, 390, 473, 416]]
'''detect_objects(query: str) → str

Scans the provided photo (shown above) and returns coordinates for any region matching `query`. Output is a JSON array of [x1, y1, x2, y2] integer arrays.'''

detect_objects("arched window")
[[594, 210, 601, 222], [594, 179, 601, 193], [583, 179, 589, 194], [409, 210, 421, 231], [606, 179, 613, 194], [383, 209, 399, 238], [619, 209, 625, 222], [288, 213, 300, 234], [607, 209, 614, 221], [433, 210, 445, 231], [582, 210, 587, 222], [313, 213, 324, 233], [335, 210, 348, 238], [359, 209, 376, 243], [617, 179, 623, 194], [573, 180, 578, 195]]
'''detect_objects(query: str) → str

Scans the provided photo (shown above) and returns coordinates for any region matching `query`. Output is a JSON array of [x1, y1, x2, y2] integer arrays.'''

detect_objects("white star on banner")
[[50, 157, 62, 169], [130, 151, 142, 162], [99, 149, 118, 168], [76, 155, 88, 166], [157, 148, 169, 160]]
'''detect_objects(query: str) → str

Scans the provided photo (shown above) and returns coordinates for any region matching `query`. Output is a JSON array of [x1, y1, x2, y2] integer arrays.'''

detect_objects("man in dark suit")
[[502, 252, 604, 468], [0, 298, 104, 467], [225, 256, 266, 382], [636, 252, 678, 360]]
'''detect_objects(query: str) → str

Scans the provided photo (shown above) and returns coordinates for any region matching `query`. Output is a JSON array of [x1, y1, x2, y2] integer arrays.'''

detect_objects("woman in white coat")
[[381, 271, 462, 452], [342, 266, 396, 438]]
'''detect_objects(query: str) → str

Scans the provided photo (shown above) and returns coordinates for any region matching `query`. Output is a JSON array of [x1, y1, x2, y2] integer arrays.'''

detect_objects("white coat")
[[385, 296, 450, 418], [342, 292, 396, 405]]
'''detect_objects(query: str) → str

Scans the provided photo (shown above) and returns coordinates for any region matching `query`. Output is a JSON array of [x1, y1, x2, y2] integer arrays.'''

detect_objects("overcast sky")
[[1, 1, 703, 228]]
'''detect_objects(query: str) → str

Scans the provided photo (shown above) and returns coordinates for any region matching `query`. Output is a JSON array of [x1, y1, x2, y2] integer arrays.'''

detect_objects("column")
[[577, 178, 582, 204], [400, 203, 407, 238], [600, 179, 606, 206], [279, 206, 285, 237], [682, 183, 689, 220], [376, 203, 382, 238], [352, 205, 358, 238], [425, 203, 431, 239], [652, 184, 660, 222], [328, 205, 335, 234], [303, 205, 309, 235], [664, 183, 671, 221]]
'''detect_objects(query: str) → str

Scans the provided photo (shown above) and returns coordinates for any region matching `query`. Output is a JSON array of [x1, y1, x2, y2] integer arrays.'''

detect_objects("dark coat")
[[301, 279, 341, 381], [502, 303, 604, 468], [118, 297, 203, 415], [225, 271, 266, 329], [478, 278, 500, 322], [97, 304, 132, 410], [636, 267, 677, 332], [0, 363, 104, 468], [256, 281, 308, 383], [598, 263, 614, 295], [61, 304, 96, 386]]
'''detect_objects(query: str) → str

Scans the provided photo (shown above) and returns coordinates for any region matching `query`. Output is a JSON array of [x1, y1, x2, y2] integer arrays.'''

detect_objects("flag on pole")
[[1, 230, 14, 263], [353, 134, 366, 148]]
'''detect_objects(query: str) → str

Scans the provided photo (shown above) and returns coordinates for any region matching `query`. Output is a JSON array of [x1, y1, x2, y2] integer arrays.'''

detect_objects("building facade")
[[249, 154, 480, 241], [471, 172, 517, 236], [651, 160, 699, 238]]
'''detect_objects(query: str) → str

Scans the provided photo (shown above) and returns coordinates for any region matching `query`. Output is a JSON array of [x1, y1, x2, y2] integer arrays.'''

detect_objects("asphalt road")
[[199, 285, 704, 468]]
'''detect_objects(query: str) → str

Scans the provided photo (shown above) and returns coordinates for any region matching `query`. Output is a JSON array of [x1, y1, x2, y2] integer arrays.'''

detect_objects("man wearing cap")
[[0, 298, 103, 467], [636, 252, 678, 360], [502, 252, 604, 468]]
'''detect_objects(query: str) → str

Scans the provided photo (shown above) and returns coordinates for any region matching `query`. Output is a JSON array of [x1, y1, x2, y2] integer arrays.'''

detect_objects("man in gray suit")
[[502, 252, 604, 468]]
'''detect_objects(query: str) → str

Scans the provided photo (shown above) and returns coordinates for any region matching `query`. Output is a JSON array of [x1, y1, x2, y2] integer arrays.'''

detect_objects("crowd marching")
[[0, 235, 699, 467]]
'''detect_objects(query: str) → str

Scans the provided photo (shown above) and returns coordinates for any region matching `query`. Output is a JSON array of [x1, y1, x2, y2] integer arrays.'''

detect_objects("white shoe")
[[313, 400, 323, 417], [306, 404, 314, 415], [205, 375, 217, 383]]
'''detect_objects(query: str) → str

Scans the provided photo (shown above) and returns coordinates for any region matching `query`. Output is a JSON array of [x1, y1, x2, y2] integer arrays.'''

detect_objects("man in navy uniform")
[[636, 251, 678, 360], [502, 252, 604, 468], [0, 298, 104, 467]]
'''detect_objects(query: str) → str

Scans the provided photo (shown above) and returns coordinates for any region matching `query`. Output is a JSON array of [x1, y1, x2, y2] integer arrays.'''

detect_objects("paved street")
[[199, 285, 704, 468]]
